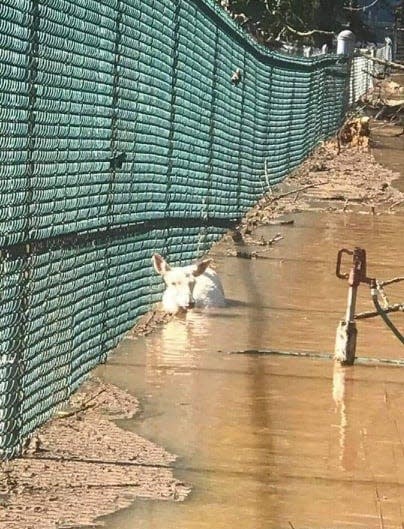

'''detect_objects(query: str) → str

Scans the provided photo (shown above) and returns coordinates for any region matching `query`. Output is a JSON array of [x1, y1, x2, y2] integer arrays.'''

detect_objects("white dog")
[[152, 253, 226, 314]]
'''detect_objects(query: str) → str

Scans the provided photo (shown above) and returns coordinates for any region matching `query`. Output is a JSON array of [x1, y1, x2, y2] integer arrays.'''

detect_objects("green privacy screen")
[[0, 0, 348, 458]]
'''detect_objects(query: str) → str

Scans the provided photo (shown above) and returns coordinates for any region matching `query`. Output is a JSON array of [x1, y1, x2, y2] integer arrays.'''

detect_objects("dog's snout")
[[180, 300, 195, 310]]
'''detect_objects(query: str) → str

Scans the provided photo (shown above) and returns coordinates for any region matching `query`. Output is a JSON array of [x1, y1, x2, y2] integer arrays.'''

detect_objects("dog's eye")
[[171, 281, 177, 287]]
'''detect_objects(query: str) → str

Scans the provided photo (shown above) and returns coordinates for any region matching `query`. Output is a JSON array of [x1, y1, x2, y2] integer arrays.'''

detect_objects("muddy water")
[[372, 123, 404, 192], [97, 211, 404, 529]]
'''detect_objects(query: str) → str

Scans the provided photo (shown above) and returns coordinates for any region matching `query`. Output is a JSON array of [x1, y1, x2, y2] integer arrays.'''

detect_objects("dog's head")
[[152, 254, 212, 313]]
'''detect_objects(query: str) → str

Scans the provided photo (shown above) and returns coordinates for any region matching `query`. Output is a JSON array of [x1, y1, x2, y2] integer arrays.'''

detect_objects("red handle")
[[336, 248, 353, 279]]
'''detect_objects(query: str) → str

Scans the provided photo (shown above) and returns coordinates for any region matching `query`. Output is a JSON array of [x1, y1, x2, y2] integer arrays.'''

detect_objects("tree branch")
[[267, 181, 329, 201], [285, 24, 335, 37], [378, 277, 404, 288], [355, 303, 404, 320], [343, 0, 381, 11]]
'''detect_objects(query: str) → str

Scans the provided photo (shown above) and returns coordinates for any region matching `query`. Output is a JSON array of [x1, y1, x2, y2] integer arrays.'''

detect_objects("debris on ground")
[[359, 75, 404, 124], [0, 379, 190, 529], [242, 135, 404, 233], [129, 309, 173, 337], [360, 76, 404, 110], [209, 123, 404, 260], [337, 115, 370, 152]]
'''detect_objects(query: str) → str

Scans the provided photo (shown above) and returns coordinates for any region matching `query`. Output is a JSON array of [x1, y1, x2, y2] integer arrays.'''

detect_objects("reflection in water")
[[100, 211, 404, 529], [247, 354, 277, 524], [145, 315, 199, 373], [332, 362, 357, 472]]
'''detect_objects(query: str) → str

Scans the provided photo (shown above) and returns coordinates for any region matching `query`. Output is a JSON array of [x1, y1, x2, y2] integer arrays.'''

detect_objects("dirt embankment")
[[207, 132, 404, 261], [243, 137, 404, 229]]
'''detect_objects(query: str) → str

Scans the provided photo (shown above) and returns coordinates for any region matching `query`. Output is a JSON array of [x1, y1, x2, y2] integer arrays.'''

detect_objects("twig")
[[389, 200, 404, 210], [376, 281, 390, 308], [263, 219, 294, 226], [390, 104, 404, 123], [344, 0, 380, 11], [268, 181, 328, 202], [355, 303, 403, 320], [233, 250, 257, 259], [362, 69, 385, 80], [285, 24, 334, 37], [229, 232, 284, 258], [375, 106, 386, 120], [378, 277, 404, 287], [245, 233, 283, 246], [358, 52, 404, 72], [58, 482, 148, 489], [267, 233, 283, 245], [263, 158, 271, 190], [56, 388, 107, 419]]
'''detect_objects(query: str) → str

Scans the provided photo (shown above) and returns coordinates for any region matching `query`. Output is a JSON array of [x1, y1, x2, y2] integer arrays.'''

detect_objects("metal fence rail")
[[349, 54, 375, 105], [348, 42, 393, 105], [0, 0, 351, 458]]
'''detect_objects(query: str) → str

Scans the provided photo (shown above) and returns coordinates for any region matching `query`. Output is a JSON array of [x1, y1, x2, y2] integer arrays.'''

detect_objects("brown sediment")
[[128, 309, 173, 338], [246, 138, 404, 224], [0, 379, 190, 529]]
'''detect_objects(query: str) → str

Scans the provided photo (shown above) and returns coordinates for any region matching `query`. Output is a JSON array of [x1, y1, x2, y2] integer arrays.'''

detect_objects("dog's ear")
[[152, 254, 171, 275], [192, 259, 212, 277]]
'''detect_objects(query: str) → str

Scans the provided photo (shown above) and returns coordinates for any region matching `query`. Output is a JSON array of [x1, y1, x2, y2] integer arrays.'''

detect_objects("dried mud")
[[1, 123, 403, 529], [0, 379, 189, 529], [244, 138, 404, 227]]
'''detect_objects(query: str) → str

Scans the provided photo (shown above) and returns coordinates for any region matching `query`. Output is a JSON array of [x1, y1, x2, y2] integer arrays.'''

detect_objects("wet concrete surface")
[[97, 210, 404, 529]]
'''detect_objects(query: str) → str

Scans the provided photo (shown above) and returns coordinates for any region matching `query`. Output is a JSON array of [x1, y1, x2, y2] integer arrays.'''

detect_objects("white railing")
[[348, 40, 393, 105]]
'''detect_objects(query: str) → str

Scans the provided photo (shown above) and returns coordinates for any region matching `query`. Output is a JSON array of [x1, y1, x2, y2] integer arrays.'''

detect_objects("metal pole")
[[335, 248, 369, 365], [335, 286, 358, 365]]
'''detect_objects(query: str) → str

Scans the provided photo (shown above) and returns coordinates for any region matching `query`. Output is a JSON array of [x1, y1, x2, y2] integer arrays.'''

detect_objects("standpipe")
[[335, 247, 403, 365]]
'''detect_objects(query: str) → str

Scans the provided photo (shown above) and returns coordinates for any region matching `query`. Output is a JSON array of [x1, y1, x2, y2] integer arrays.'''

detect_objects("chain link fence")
[[348, 41, 394, 105], [0, 0, 358, 458]]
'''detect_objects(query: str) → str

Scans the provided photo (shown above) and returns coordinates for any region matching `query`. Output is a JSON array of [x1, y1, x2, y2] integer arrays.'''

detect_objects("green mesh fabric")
[[0, 0, 350, 458]]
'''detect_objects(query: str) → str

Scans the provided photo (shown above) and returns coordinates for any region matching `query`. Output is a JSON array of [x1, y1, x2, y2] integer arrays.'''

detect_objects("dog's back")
[[193, 268, 226, 308]]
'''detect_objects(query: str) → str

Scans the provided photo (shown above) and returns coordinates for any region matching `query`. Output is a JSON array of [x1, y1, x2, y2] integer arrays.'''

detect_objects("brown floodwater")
[[371, 122, 404, 192], [97, 210, 404, 529]]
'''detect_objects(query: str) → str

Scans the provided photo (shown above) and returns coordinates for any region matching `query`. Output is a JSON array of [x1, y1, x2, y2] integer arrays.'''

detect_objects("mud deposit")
[[0, 380, 189, 529], [1, 131, 403, 529]]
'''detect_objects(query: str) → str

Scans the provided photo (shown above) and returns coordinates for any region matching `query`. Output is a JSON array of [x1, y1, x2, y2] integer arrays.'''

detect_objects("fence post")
[[337, 30, 355, 56]]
